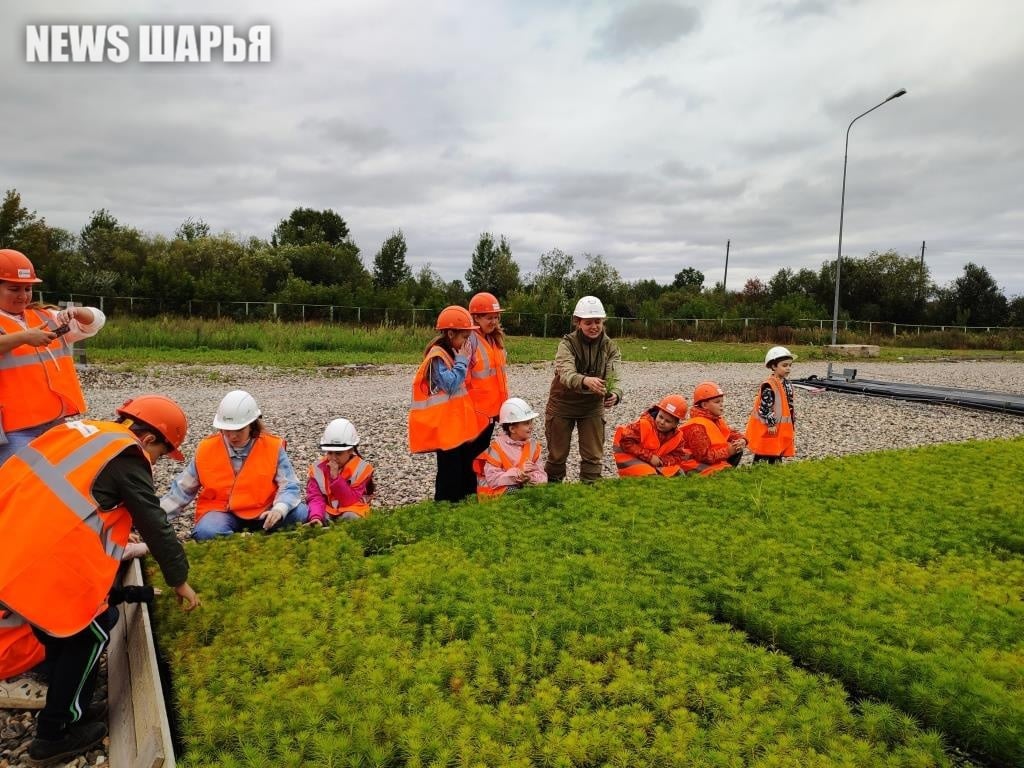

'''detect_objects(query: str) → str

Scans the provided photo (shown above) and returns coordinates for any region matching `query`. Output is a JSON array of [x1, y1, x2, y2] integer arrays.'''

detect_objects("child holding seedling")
[[474, 397, 547, 498], [544, 296, 622, 483], [681, 381, 747, 474], [746, 345, 796, 464], [613, 394, 697, 477], [306, 418, 375, 523]]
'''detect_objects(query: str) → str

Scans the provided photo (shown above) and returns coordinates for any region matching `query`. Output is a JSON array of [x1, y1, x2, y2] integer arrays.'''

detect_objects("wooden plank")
[[107, 559, 176, 768]]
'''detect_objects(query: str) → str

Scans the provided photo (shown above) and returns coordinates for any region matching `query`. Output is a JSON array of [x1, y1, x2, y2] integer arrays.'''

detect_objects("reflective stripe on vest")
[[408, 346, 486, 453], [467, 331, 509, 419], [475, 438, 541, 498], [195, 433, 282, 522], [0, 310, 86, 432], [0, 421, 140, 637], [745, 376, 795, 457]]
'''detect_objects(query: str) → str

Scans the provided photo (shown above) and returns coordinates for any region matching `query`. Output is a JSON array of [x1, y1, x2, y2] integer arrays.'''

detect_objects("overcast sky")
[[4, 0, 1023, 298]]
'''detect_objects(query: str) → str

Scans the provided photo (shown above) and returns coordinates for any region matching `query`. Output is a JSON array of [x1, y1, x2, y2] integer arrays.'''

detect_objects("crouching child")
[[613, 394, 695, 477], [474, 397, 547, 499]]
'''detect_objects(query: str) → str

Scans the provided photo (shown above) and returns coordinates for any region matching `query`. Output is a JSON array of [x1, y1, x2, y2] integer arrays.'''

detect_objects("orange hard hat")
[[654, 394, 688, 419], [435, 305, 478, 331], [692, 381, 725, 405], [469, 292, 503, 315], [0, 249, 42, 284], [116, 394, 189, 461]]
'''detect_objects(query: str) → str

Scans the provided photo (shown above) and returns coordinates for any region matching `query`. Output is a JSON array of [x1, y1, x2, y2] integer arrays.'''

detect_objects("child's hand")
[[23, 327, 56, 347], [768, 426, 778, 436], [523, 461, 538, 474], [456, 338, 472, 358], [649, 455, 663, 467], [583, 376, 606, 395]]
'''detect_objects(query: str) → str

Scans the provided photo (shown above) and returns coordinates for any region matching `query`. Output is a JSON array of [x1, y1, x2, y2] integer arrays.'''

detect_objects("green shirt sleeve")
[[93, 451, 190, 588]]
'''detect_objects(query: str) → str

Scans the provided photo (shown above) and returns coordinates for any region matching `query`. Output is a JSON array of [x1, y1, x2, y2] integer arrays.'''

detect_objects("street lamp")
[[830, 88, 906, 345]]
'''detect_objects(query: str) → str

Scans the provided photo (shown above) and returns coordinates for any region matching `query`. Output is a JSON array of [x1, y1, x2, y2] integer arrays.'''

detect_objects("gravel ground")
[[3, 358, 1023, 766]]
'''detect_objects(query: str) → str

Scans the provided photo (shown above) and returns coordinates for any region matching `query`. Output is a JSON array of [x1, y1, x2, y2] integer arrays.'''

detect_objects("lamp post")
[[830, 88, 906, 345]]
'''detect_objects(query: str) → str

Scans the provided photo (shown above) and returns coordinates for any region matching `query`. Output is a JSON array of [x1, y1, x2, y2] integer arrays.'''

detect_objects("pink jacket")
[[306, 458, 371, 523], [478, 432, 548, 490]]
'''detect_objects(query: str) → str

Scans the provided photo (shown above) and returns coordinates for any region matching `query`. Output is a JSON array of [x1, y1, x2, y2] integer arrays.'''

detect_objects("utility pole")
[[723, 239, 730, 293], [919, 240, 926, 301]]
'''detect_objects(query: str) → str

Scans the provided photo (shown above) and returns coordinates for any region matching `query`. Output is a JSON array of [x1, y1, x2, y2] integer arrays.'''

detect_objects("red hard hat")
[[654, 394, 688, 419], [435, 305, 479, 331], [692, 381, 725, 405], [469, 292, 503, 315], [116, 394, 189, 461], [0, 249, 42, 284]]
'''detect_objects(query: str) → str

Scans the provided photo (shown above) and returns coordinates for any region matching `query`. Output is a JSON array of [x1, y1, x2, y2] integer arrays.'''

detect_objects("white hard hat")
[[573, 295, 606, 319], [212, 390, 261, 430], [765, 346, 796, 367], [320, 418, 359, 450], [499, 397, 539, 425]]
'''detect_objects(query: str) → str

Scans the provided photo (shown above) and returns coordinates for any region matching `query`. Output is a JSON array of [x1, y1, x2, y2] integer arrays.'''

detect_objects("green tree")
[[527, 248, 575, 315], [175, 217, 211, 241], [78, 209, 148, 295], [672, 267, 704, 292], [372, 230, 412, 290], [278, 242, 369, 289], [937, 262, 1008, 326], [572, 254, 622, 308], [272, 208, 350, 247], [465, 233, 521, 298], [0, 189, 54, 270]]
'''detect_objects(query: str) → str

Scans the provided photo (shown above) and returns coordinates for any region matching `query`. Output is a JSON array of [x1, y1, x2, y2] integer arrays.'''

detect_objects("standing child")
[[746, 345, 796, 464], [474, 397, 547, 499], [465, 291, 510, 465], [306, 418, 375, 524], [408, 306, 489, 503], [613, 394, 695, 477], [544, 296, 622, 483], [161, 390, 308, 539], [681, 381, 747, 474]]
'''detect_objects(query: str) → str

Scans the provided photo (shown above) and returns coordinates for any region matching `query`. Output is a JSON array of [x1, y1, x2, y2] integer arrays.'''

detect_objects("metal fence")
[[35, 292, 1022, 339]]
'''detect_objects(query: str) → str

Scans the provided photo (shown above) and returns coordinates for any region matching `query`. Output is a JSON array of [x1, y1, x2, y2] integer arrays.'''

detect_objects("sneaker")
[[0, 675, 48, 709], [26, 721, 107, 766]]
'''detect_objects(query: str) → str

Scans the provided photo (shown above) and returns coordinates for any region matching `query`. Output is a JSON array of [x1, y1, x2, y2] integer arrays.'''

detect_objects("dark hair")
[[117, 416, 172, 453], [423, 330, 460, 357], [248, 418, 264, 439]]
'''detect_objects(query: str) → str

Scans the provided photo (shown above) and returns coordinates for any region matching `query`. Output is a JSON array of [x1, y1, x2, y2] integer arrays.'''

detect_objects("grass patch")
[[154, 439, 1024, 766], [88, 317, 1024, 366]]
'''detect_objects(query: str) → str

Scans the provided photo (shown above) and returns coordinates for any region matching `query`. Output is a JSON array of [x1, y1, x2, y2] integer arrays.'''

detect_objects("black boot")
[[26, 721, 107, 766]]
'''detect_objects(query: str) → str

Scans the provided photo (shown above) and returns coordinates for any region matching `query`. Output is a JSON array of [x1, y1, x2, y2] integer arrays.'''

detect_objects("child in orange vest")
[[306, 418, 375, 524], [681, 381, 747, 473], [474, 397, 547, 498], [612, 394, 694, 477], [746, 346, 796, 464]]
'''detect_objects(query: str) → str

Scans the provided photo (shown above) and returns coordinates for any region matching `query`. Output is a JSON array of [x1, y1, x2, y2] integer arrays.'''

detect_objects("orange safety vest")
[[473, 438, 542, 499], [681, 415, 733, 476], [194, 433, 282, 523], [0, 420, 139, 637], [745, 377, 795, 457], [0, 613, 46, 678], [613, 415, 688, 477], [467, 331, 509, 420], [308, 456, 374, 518], [408, 346, 487, 453], [0, 310, 86, 432]]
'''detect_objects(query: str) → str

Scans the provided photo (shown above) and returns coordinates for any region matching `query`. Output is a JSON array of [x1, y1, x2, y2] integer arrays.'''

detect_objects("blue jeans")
[[0, 419, 64, 467], [192, 503, 309, 541]]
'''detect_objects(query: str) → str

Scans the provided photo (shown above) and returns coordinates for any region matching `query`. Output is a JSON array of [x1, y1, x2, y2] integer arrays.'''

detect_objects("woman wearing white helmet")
[[745, 345, 797, 464], [473, 397, 546, 499], [160, 390, 308, 539], [544, 296, 622, 483], [306, 417, 376, 524]]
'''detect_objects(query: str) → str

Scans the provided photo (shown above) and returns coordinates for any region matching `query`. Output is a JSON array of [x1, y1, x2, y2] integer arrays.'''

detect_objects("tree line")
[[2, 189, 1021, 328]]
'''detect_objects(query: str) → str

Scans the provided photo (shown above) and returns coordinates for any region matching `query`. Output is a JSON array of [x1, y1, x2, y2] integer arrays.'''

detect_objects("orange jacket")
[[194, 433, 282, 523], [473, 437, 542, 499], [0, 614, 46, 678], [613, 414, 689, 477], [0, 309, 86, 432], [681, 413, 734, 475], [308, 456, 374, 518], [745, 377, 795, 457], [467, 331, 509, 420], [0, 420, 139, 637], [408, 346, 487, 453]]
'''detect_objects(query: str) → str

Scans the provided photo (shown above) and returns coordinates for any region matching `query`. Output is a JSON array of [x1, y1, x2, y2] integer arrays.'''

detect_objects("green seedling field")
[[153, 438, 1023, 767]]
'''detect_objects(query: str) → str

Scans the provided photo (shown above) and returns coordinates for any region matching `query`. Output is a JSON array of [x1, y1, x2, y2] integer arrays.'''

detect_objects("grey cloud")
[[300, 116, 394, 152], [762, 0, 835, 22], [622, 75, 708, 110], [594, 3, 699, 58]]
